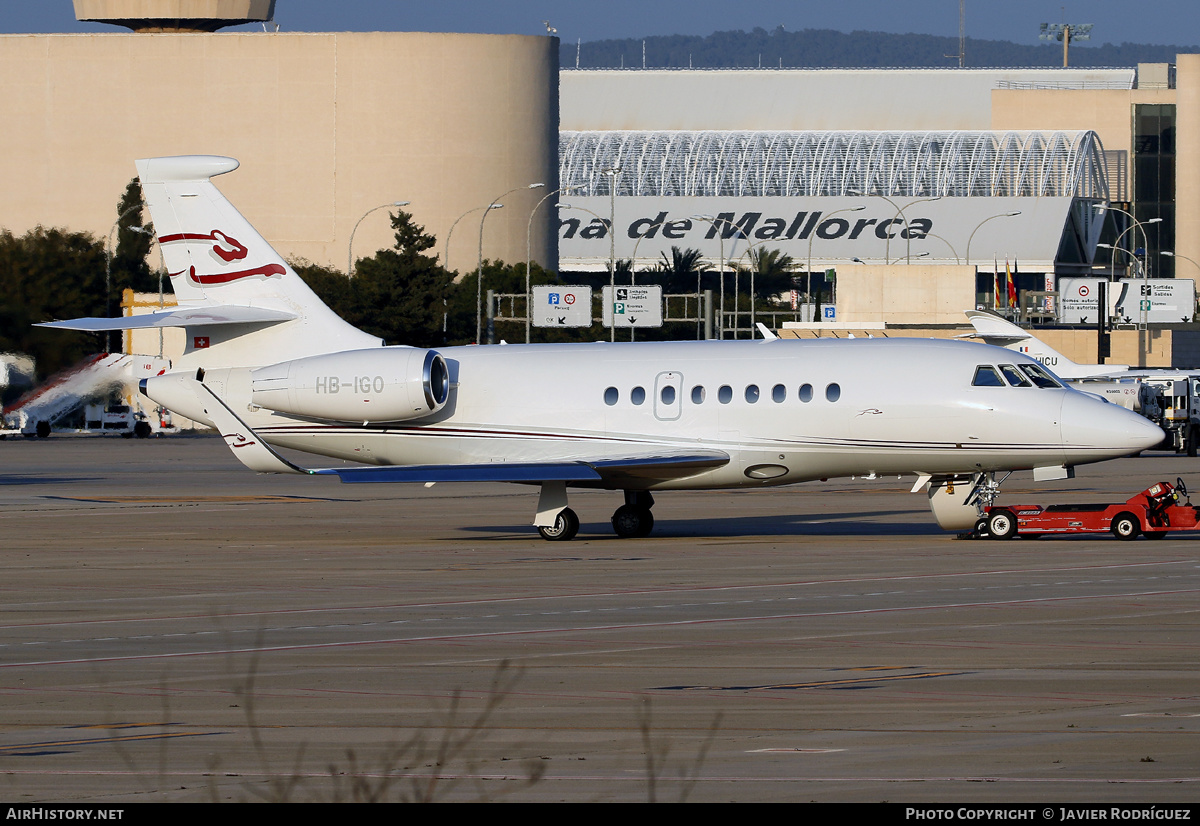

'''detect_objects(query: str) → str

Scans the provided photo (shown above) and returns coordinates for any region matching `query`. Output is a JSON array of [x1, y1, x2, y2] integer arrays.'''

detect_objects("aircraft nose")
[[1059, 392, 1164, 456]]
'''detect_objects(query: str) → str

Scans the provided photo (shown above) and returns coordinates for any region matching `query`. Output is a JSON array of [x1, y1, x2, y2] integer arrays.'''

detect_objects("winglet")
[[189, 379, 309, 474], [756, 323, 778, 341]]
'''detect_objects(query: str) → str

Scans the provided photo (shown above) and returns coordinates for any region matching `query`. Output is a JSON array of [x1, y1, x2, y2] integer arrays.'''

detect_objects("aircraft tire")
[[1111, 512, 1140, 541], [612, 504, 654, 538], [538, 508, 579, 541], [634, 508, 654, 537], [987, 508, 1018, 540]]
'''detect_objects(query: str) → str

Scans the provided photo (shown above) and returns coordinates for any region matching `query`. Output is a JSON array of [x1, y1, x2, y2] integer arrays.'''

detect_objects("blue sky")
[[3, 1, 1197, 48]]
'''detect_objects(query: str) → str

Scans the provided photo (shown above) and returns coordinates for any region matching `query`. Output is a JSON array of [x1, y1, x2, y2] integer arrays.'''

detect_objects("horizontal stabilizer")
[[37, 305, 297, 332], [963, 310, 1030, 341]]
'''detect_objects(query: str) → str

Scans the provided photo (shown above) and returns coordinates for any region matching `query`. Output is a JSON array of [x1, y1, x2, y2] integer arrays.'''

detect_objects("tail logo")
[[172, 264, 286, 286], [161, 229, 285, 286], [159, 230, 249, 261]]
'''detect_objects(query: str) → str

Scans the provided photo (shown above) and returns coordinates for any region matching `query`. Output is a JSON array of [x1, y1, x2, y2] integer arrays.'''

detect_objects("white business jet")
[[41, 157, 1163, 539]]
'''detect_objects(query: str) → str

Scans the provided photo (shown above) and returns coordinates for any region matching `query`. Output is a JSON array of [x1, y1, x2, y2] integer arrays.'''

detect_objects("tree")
[[742, 247, 795, 303], [110, 178, 158, 298], [648, 246, 710, 294], [0, 227, 106, 378], [297, 210, 457, 348]]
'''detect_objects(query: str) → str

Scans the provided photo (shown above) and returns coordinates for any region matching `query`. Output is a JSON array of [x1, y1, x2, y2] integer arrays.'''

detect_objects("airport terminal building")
[[2, 5, 1199, 331], [557, 65, 1196, 324]]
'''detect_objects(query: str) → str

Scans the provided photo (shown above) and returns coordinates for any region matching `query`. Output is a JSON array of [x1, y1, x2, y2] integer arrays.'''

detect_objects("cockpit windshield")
[[998, 364, 1032, 387], [973, 362, 1064, 389], [1018, 362, 1062, 388]]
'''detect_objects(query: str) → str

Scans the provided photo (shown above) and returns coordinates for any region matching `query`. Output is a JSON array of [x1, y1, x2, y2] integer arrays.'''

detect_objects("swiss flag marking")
[[193, 336, 210, 349]]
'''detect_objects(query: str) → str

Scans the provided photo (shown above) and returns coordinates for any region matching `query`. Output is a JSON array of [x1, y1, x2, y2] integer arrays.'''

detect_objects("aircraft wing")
[[317, 451, 730, 486], [37, 305, 297, 331]]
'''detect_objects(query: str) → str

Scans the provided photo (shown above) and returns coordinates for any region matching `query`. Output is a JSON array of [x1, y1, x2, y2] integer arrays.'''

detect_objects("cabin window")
[[772, 384, 786, 403], [745, 384, 760, 403], [604, 386, 619, 405], [798, 383, 814, 402], [972, 366, 1004, 387], [1019, 363, 1061, 388], [631, 386, 646, 405], [691, 385, 706, 404], [999, 364, 1032, 387], [718, 385, 733, 404], [661, 385, 676, 405], [825, 383, 841, 402]]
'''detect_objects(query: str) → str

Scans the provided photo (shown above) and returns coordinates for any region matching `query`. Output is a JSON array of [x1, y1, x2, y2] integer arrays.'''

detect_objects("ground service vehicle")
[[981, 478, 1198, 540]]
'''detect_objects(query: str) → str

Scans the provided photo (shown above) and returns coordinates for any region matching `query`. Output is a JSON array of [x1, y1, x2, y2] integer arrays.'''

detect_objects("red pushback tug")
[[981, 479, 1199, 541]]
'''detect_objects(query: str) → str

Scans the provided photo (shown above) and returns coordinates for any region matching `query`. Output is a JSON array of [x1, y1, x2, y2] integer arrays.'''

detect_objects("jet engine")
[[250, 347, 449, 422]]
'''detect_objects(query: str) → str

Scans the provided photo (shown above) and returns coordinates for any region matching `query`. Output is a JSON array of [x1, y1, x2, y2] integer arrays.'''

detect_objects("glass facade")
[[1132, 104, 1176, 278]]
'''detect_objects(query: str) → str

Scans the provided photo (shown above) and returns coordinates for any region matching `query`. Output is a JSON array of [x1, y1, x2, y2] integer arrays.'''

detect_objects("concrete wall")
[[834, 264, 977, 325], [0, 31, 558, 275], [991, 85, 1175, 203], [561, 68, 1133, 132], [1177, 55, 1200, 283]]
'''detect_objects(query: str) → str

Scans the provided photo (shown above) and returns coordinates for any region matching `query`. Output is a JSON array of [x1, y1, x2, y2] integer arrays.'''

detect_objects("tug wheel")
[[1111, 512, 1140, 541], [987, 509, 1018, 540]]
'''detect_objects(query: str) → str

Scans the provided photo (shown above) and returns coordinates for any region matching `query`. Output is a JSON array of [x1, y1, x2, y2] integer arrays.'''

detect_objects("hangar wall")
[[0, 31, 559, 275]]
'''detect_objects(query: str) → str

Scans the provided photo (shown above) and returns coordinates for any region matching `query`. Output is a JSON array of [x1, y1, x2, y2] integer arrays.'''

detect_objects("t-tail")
[[963, 310, 1126, 380], [40, 155, 380, 369]]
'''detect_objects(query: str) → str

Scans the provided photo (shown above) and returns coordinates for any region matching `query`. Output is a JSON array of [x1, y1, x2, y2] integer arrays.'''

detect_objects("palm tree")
[[652, 246, 709, 294], [745, 247, 795, 303]]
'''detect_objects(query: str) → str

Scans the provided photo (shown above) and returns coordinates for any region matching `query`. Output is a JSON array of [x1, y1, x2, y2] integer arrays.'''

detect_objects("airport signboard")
[[602, 285, 664, 328], [1059, 278, 1195, 324], [532, 285, 593, 328]]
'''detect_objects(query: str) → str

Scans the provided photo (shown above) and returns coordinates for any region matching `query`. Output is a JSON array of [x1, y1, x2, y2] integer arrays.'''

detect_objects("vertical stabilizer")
[[136, 156, 379, 368], [964, 310, 1126, 379]]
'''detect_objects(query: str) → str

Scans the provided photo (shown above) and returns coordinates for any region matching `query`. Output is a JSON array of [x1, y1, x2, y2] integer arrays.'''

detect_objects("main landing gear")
[[611, 491, 654, 538], [534, 483, 655, 541]]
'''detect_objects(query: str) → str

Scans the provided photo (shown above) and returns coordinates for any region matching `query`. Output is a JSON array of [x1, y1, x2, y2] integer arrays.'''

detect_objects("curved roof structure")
[[560, 130, 1108, 201]]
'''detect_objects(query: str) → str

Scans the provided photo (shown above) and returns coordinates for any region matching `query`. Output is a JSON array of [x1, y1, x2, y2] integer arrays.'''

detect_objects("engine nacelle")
[[250, 347, 449, 422]]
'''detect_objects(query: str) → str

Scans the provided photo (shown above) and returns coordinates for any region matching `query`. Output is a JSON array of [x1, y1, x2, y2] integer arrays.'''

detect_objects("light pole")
[[690, 215, 730, 338], [1094, 205, 1160, 278], [964, 211, 1022, 267], [561, 201, 619, 337], [602, 167, 620, 342], [1095, 205, 1161, 330], [105, 202, 147, 353], [1163, 251, 1200, 321], [626, 218, 674, 342], [348, 201, 408, 278], [889, 251, 929, 266], [733, 238, 790, 338], [444, 203, 500, 345], [807, 205, 864, 323], [478, 182, 544, 344], [1162, 250, 1200, 273], [854, 193, 942, 264], [924, 232, 961, 264], [526, 186, 580, 343]]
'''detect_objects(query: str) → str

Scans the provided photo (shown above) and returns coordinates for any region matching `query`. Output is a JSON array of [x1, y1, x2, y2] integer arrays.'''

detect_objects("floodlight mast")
[[1039, 22, 1092, 68]]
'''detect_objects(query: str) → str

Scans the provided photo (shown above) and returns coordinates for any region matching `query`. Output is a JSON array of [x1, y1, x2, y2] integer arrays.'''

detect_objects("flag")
[[995, 257, 1002, 310], [1007, 258, 1018, 309]]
